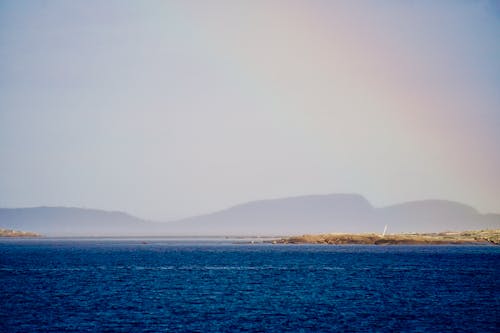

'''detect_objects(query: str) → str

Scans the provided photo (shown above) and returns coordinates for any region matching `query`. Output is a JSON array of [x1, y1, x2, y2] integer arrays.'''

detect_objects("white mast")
[[382, 224, 388, 237]]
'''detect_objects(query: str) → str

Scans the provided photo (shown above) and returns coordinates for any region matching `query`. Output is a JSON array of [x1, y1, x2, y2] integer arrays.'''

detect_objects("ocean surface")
[[0, 239, 498, 332]]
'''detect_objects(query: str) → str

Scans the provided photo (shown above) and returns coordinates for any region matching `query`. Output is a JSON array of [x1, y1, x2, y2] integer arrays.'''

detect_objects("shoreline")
[[1, 229, 498, 245], [273, 230, 500, 245], [0, 228, 40, 238]]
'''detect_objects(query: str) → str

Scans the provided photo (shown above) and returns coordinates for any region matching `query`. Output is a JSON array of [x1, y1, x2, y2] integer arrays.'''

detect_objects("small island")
[[0, 228, 40, 237], [274, 230, 500, 245]]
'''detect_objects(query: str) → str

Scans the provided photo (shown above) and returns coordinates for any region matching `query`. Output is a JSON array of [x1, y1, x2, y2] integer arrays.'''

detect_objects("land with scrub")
[[275, 230, 500, 245], [0, 228, 40, 237]]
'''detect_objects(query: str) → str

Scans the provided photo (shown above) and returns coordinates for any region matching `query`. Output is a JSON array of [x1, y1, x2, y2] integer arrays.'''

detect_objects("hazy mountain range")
[[1, 194, 499, 236]]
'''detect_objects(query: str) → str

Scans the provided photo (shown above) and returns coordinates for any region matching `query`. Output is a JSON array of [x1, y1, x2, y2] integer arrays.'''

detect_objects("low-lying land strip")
[[275, 230, 500, 245], [0, 228, 40, 237]]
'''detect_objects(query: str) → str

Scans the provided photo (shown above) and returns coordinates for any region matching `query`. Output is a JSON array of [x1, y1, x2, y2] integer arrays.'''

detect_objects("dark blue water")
[[1, 240, 498, 332]]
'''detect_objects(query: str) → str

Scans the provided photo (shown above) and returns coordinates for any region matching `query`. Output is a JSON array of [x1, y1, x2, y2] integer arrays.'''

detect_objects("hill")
[[161, 194, 500, 235], [163, 194, 374, 235], [0, 194, 499, 236], [0, 207, 157, 236]]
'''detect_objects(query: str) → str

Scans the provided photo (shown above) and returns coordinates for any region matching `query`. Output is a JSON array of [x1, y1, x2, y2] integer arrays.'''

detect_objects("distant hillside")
[[161, 194, 500, 235], [375, 200, 485, 233], [0, 207, 157, 236], [0, 195, 499, 236], [162, 194, 375, 235]]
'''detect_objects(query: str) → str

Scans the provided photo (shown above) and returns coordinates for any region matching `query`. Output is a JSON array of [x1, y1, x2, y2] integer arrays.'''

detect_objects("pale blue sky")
[[1, 1, 499, 220]]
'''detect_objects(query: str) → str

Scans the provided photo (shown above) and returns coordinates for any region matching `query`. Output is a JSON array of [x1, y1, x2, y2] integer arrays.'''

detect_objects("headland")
[[274, 230, 500, 245]]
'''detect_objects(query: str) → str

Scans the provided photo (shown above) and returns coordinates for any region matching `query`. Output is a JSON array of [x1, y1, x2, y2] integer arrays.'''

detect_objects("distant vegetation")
[[0, 228, 40, 237], [276, 230, 500, 245]]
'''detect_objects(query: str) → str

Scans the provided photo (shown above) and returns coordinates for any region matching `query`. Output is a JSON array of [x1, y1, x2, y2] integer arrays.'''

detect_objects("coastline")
[[0, 228, 40, 238], [273, 230, 500, 245]]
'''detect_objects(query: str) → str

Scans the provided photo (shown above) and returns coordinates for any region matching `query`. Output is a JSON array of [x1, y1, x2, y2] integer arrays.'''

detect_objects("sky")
[[1, 0, 499, 220]]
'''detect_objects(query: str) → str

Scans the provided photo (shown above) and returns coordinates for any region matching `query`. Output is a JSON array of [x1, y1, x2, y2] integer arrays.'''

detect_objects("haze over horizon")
[[2, 193, 499, 221], [1, 1, 500, 221]]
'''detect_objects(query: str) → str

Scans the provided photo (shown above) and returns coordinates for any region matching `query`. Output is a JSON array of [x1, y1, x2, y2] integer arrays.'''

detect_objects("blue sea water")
[[0, 239, 498, 332]]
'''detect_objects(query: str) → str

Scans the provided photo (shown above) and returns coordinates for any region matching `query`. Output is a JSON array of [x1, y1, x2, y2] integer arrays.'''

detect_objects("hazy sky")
[[1, 0, 499, 220]]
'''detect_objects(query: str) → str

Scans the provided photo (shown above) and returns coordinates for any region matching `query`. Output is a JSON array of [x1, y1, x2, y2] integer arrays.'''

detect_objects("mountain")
[[0, 194, 499, 236], [375, 200, 485, 233], [162, 194, 375, 235], [162, 194, 500, 235], [0, 207, 157, 236]]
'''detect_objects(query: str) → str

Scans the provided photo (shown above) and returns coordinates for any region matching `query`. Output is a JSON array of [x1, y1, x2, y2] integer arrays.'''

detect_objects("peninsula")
[[274, 230, 500, 245], [0, 228, 40, 237]]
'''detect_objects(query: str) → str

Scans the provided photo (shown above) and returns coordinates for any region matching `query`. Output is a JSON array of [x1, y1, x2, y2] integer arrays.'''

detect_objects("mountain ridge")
[[165, 194, 497, 235], [0, 206, 156, 236], [0, 194, 499, 236]]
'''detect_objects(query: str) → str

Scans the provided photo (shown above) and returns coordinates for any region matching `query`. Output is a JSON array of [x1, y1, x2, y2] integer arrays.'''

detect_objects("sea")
[[0, 238, 498, 332]]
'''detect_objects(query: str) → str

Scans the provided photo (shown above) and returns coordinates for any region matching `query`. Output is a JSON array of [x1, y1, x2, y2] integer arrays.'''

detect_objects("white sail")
[[382, 224, 388, 237]]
